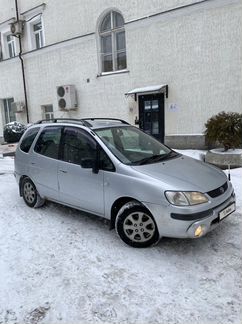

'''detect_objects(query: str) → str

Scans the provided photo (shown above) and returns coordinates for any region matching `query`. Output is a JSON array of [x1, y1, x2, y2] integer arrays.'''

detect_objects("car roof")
[[34, 118, 130, 130]]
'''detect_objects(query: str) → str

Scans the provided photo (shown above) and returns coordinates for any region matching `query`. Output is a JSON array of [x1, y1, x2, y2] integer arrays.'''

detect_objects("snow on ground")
[[175, 149, 207, 161], [0, 153, 241, 324]]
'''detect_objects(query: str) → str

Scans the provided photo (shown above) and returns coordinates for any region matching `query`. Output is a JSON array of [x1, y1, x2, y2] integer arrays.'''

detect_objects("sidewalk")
[[0, 143, 17, 158]]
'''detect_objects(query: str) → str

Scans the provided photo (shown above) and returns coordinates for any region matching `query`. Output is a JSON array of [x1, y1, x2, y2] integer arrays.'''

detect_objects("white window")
[[99, 11, 127, 73], [3, 98, 16, 124], [21, 3, 46, 51], [6, 34, 16, 58], [42, 105, 54, 120], [25, 15, 45, 50], [33, 21, 44, 49], [0, 23, 18, 60]]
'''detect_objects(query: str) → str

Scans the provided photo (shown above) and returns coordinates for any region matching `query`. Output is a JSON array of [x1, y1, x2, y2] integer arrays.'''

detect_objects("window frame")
[[41, 105, 54, 120], [26, 15, 45, 50], [0, 25, 18, 60], [3, 98, 15, 124], [99, 10, 127, 74], [6, 34, 16, 58], [33, 20, 44, 49]]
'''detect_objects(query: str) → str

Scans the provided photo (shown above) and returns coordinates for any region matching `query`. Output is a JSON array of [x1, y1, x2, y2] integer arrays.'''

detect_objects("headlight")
[[165, 191, 208, 206]]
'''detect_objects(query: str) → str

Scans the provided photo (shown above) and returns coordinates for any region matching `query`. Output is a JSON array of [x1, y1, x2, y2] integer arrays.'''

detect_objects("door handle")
[[59, 170, 68, 174], [30, 162, 36, 165]]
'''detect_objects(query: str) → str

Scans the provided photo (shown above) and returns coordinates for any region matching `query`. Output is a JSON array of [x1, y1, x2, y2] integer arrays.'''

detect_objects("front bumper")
[[144, 191, 236, 239]]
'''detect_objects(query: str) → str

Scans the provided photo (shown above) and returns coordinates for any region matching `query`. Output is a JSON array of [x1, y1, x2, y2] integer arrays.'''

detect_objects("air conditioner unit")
[[56, 85, 78, 110], [10, 20, 24, 36], [11, 101, 25, 113]]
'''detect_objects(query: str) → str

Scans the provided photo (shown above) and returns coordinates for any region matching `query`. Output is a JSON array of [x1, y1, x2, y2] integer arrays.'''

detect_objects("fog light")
[[194, 225, 204, 237]]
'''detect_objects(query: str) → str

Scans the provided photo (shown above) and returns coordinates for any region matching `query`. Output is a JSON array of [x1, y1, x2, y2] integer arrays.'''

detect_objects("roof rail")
[[35, 118, 91, 127], [82, 118, 130, 125], [35, 118, 130, 127]]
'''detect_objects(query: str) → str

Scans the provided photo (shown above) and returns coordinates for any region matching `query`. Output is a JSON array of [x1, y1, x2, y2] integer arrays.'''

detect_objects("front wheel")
[[115, 202, 159, 248], [22, 178, 45, 208]]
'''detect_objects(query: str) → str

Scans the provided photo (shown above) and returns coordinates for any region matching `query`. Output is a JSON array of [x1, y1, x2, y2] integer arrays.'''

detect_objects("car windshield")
[[95, 126, 179, 165]]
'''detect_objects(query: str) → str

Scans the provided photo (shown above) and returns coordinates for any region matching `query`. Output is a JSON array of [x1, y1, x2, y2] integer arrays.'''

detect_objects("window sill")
[[0, 56, 18, 63], [97, 69, 129, 77]]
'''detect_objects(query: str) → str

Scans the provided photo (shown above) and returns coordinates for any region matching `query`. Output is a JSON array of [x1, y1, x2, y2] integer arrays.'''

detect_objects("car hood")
[[131, 155, 227, 192]]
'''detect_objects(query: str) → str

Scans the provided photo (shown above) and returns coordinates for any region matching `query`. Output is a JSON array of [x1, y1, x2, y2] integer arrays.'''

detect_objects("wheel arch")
[[110, 197, 148, 230], [19, 175, 28, 196]]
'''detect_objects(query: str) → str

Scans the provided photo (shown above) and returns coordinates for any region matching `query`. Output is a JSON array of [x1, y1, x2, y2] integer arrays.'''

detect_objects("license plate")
[[219, 203, 236, 220]]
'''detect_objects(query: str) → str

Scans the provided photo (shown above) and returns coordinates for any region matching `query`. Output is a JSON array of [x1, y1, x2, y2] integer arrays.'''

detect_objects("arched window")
[[99, 11, 126, 73]]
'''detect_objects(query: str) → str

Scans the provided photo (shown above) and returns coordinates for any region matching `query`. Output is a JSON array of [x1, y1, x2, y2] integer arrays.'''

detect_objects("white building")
[[0, 0, 241, 147]]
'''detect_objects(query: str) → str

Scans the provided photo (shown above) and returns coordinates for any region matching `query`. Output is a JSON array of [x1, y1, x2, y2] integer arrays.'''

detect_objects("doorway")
[[138, 93, 164, 142]]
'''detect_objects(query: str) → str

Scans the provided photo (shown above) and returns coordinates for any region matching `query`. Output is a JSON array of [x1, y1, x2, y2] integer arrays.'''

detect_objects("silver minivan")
[[14, 118, 236, 247]]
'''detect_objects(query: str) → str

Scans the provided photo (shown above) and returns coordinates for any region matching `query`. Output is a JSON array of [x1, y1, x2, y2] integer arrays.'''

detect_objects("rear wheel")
[[22, 178, 45, 208], [115, 202, 159, 248]]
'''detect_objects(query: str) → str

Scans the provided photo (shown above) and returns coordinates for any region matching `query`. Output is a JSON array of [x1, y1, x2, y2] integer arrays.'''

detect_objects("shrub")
[[205, 111, 242, 151]]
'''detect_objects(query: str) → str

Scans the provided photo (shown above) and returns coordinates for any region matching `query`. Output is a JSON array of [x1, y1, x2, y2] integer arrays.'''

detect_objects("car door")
[[29, 126, 62, 201], [58, 126, 105, 215]]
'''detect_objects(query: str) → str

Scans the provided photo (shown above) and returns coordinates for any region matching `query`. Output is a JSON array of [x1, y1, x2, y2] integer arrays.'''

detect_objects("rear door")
[[58, 127, 105, 215], [29, 126, 62, 200]]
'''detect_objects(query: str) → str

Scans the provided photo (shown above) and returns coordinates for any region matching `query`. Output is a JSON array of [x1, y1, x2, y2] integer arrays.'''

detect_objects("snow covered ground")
[[0, 152, 241, 324]]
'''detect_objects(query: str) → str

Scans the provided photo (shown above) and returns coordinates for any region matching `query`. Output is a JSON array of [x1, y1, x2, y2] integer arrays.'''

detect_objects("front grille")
[[207, 182, 228, 198]]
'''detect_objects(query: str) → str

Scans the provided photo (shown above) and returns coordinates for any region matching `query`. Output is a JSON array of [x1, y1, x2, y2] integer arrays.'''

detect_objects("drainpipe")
[[15, 0, 30, 123]]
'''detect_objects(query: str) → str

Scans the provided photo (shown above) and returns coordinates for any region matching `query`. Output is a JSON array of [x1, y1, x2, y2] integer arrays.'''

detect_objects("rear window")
[[20, 127, 40, 153]]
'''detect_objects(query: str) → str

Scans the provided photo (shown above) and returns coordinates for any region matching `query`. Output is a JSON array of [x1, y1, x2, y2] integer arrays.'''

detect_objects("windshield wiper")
[[135, 154, 165, 165], [158, 151, 179, 161], [135, 151, 179, 165]]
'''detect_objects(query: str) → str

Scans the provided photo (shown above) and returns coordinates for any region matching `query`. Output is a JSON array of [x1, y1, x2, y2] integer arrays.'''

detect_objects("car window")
[[20, 127, 40, 153], [61, 127, 96, 165], [96, 126, 172, 165], [34, 126, 62, 159], [96, 129, 115, 146]]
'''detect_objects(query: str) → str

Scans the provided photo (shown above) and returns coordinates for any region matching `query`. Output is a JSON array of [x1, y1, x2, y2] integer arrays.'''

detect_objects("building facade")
[[0, 0, 241, 147]]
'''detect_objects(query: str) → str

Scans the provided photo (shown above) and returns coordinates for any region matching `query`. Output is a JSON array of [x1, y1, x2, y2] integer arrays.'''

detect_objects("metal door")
[[138, 94, 164, 142]]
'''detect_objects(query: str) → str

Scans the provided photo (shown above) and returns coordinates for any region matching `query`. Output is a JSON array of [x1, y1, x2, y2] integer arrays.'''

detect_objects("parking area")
[[0, 157, 241, 324]]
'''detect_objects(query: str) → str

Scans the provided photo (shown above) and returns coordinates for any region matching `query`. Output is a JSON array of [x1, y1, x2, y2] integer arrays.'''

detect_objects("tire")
[[22, 178, 45, 208], [115, 201, 159, 248]]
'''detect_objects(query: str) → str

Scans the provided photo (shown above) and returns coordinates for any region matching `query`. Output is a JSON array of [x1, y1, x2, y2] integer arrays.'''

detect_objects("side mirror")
[[81, 157, 99, 174]]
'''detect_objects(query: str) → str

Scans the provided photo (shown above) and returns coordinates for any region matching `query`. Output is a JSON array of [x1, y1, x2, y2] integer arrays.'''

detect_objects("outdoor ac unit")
[[11, 101, 25, 113], [10, 20, 24, 36], [56, 85, 78, 110]]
